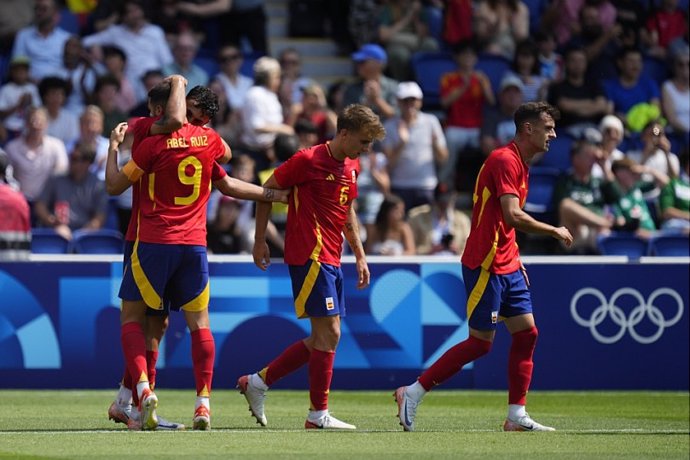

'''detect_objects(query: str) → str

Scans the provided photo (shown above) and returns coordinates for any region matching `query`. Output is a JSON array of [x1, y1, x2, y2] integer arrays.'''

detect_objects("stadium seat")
[[58, 7, 81, 34], [240, 51, 264, 78], [597, 232, 648, 258], [70, 229, 124, 254], [534, 133, 575, 172], [31, 228, 70, 254], [648, 234, 690, 257], [524, 166, 561, 223], [410, 51, 456, 109], [475, 53, 511, 98], [522, 0, 547, 33]]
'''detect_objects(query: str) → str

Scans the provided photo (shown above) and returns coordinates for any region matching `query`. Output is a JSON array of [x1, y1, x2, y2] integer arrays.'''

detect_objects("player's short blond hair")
[[337, 104, 386, 140]]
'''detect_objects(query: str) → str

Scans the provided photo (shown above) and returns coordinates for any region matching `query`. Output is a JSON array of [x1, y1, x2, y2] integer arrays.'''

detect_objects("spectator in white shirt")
[[5, 107, 68, 203], [0, 57, 42, 140], [214, 45, 253, 112], [82, 0, 173, 101], [11, 0, 71, 82]]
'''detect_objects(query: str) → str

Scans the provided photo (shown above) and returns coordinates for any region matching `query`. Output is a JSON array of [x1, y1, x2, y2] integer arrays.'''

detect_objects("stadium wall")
[[0, 256, 687, 390]]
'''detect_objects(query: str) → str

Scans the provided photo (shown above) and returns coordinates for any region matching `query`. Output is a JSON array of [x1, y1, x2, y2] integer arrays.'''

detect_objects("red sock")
[[258, 340, 311, 386], [146, 350, 159, 389], [191, 328, 215, 397], [418, 336, 492, 391], [308, 349, 335, 411], [121, 322, 148, 391], [508, 327, 538, 406]]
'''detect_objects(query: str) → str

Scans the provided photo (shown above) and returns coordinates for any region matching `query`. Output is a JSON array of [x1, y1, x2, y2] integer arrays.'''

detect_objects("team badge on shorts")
[[325, 297, 335, 310], [491, 311, 498, 324]]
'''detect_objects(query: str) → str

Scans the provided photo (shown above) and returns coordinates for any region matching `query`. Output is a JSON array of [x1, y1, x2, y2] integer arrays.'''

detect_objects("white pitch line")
[[0, 429, 688, 435]]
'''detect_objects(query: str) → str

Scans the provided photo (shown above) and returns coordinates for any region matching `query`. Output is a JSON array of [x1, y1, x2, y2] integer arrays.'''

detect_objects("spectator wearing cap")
[[0, 150, 31, 261], [382, 81, 448, 212], [592, 115, 625, 179], [407, 183, 471, 255], [547, 45, 613, 139], [39, 76, 80, 147], [343, 43, 398, 120], [34, 142, 109, 241], [480, 75, 524, 158], [11, 0, 71, 82], [376, 0, 439, 81], [0, 56, 42, 140], [5, 106, 68, 205]]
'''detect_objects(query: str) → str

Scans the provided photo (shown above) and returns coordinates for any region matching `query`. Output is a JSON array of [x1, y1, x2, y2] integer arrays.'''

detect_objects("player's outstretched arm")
[[150, 75, 187, 135], [105, 122, 134, 195], [213, 176, 289, 203], [344, 206, 370, 289], [500, 194, 573, 247]]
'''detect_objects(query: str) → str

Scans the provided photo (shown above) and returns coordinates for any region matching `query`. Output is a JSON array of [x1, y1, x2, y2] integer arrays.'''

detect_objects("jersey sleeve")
[[130, 136, 156, 176], [211, 162, 227, 181], [492, 153, 521, 198], [273, 149, 311, 188], [208, 131, 225, 161]]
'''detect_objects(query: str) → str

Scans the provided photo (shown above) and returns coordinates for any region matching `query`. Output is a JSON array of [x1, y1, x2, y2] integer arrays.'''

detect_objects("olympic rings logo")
[[570, 287, 685, 344]]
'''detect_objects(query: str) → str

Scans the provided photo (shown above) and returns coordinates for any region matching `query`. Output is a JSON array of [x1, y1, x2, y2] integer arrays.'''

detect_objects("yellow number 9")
[[339, 186, 350, 206], [174, 156, 202, 205]]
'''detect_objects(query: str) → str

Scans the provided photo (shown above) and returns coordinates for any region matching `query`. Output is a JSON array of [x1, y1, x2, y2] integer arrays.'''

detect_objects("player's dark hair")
[[274, 133, 299, 162], [147, 80, 172, 107], [514, 102, 559, 132], [187, 85, 220, 119]]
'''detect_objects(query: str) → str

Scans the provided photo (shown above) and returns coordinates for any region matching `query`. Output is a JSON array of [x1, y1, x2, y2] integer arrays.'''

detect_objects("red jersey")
[[124, 117, 227, 241], [461, 142, 528, 274], [274, 143, 359, 266], [127, 123, 225, 245], [440, 72, 486, 128]]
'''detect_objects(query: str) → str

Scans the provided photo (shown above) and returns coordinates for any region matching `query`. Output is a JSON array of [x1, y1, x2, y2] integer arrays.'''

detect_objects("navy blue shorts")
[[288, 260, 345, 319], [462, 265, 533, 331], [124, 241, 169, 316], [120, 241, 209, 312]]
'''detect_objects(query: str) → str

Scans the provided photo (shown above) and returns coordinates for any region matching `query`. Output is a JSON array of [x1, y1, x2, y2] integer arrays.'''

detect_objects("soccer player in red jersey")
[[237, 104, 386, 430], [106, 85, 230, 431], [395, 102, 573, 432], [106, 79, 288, 430]]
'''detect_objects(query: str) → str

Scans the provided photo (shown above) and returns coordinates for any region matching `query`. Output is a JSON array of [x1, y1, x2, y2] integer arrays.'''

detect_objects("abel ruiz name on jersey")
[[166, 135, 209, 149]]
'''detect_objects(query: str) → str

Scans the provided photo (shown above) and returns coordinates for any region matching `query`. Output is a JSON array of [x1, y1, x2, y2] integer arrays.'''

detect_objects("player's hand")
[[355, 258, 370, 289], [110, 122, 128, 145], [252, 240, 271, 270], [552, 226, 573, 247], [166, 74, 188, 87]]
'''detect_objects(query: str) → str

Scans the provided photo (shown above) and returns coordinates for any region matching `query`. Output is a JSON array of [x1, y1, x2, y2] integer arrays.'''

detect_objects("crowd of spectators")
[[0, 0, 687, 257]]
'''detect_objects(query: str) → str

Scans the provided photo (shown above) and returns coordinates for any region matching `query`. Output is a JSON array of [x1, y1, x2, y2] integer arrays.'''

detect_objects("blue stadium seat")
[[240, 51, 264, 78], [522, 0, 547, 33], [475, 53, 511, 98], [70, 229, 124, 254], [58, 7, 81, 34], [31, 228, 71, 254], [597, 232, 648, 258], [524, 166, 561, 223], [534, 133, 575, 172], [410, 51, 456, 109], [648, 234, 690, 257]]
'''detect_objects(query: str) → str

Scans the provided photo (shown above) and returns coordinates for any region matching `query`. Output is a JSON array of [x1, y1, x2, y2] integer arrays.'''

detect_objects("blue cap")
[[351, 44, 387, 63]]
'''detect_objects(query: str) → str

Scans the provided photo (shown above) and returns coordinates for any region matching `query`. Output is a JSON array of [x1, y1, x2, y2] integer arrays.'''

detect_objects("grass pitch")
[[0, 389, 687, 459]]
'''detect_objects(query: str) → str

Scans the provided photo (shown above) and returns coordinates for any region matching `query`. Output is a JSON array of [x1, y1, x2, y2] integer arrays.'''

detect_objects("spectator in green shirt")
[[659, 150, 690, 235], [611, 157, 670, 240], [553, 139, 621, 253]]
